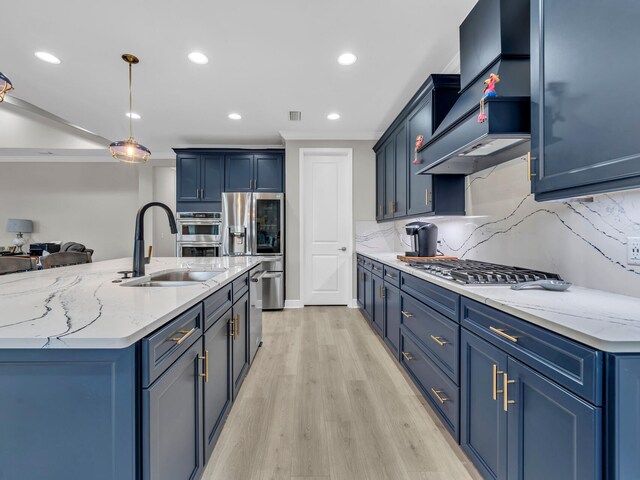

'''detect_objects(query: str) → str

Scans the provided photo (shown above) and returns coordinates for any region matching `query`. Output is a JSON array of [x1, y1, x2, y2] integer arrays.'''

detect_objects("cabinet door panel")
[[461, 331, 508, 480], [232, 294, 249, 398], [384, 283, 400, 357], [177, 155, 201, 202], [143, 340, 203, 480], [506, 357, 601, 480], [203, 310, 233, 462], [225, 155, 254, 192], [201, 155, 224, 202], [375, 149, 385, 220], [357, 266, 365, 309], [254, 154, 283, 192], [394, 124, 407, 217], [532, 0, 640, 197], [407, 98, 434, 215], [371, 275, 384, 336], [363, 269, 373, 321], [384, 139, 395, 219]]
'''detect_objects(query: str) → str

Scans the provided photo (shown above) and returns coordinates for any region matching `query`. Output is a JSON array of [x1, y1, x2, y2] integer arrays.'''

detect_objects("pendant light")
[[0, 72, 14, 103], [109, 54, 151, 163]]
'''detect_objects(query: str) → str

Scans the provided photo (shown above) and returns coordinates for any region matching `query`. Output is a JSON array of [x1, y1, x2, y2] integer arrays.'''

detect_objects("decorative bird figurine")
[[478, 73, 500, 123]]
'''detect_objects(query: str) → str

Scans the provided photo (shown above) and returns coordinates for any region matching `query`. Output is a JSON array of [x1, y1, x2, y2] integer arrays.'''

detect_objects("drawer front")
[[370, 260, 384, 278], [400, 272, 459, 321], [142, 303, 204, 388], [357, 255, 366, 267], [204, 284, 233, 332], [401, 331, 460, 440], [362, 257, 374, 271], [401, 293, 459, 383], [383, 265, 401, 288], [232, 273, 249, 304], [461, 298, 603, 405]]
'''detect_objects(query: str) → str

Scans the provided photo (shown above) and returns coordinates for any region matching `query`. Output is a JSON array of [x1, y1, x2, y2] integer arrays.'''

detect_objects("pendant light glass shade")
[[109, 54, 151, 163], [0, 72, 14, 102]]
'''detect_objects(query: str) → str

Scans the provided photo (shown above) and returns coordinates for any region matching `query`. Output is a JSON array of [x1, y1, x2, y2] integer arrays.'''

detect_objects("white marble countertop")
[[0, 257, 263, 349], [357, 248, 640, 352]]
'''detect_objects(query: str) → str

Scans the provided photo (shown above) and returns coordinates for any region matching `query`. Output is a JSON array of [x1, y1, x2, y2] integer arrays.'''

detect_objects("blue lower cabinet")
[[461, 330, 508, 480], [363, 269, 373, 321], [232, 292, 250, 399], [371, 274, 384, 336], [384, 282, 401, 357], [400, 330, 460, 440], [143, 339, 205, 480], [356, 265, 365, 309], [506, 357, 601, 480], [203, 309, 234, 463]]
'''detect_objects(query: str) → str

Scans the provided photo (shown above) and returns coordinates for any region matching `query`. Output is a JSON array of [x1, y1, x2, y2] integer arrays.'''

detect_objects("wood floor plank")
[[202, 307, 479, 480]]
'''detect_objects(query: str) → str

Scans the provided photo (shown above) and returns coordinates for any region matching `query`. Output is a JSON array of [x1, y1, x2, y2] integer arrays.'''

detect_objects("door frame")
[[299, 148, 354, 307]]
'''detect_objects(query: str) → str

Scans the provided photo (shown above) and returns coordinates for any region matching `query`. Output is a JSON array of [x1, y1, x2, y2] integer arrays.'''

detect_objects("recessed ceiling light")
[[327, 113, 341, 120], [188, 52, 209, 65], [228, 113, 242, 120], [337, 53, 357, 66], [126, 112, 141, 119], [35, 51, 61, 64]]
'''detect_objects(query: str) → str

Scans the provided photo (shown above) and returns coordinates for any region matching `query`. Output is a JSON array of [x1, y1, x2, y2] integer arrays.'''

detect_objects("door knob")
[[338, 247, 347, 251]]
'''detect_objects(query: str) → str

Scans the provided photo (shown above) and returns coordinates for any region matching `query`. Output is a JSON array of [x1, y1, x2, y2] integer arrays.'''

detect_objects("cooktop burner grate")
[[405, 259, 563, 285]]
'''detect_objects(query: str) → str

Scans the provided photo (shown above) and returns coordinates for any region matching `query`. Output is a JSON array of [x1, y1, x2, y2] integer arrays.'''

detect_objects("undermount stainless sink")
[[120, 268, 227, 287]]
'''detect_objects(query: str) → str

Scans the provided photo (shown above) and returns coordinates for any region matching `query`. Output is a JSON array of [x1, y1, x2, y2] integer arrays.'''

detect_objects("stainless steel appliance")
[[405, 221, 438, 257], [176, 212, 222, 257], [222, 192, 285, 310], [405, 259, 563, 285], [222, 193, 252, 256], [249, 268, 264, 363]]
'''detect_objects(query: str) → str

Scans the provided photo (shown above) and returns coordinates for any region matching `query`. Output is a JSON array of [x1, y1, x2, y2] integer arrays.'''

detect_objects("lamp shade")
[[6, 219, 33, 233], [109, 138, 151, 164]]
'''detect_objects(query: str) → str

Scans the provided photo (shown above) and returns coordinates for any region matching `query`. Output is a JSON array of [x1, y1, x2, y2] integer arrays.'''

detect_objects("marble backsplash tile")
[[358, 156, 640, 297]]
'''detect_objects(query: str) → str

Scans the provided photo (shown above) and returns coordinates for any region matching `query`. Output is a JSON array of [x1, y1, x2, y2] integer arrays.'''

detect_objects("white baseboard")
[[348, 299, 359, 309], [284, 300, 304, 309]]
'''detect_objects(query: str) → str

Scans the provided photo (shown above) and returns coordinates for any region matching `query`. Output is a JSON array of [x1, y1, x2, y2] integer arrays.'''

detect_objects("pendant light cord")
[[129, 62, 133, 140]]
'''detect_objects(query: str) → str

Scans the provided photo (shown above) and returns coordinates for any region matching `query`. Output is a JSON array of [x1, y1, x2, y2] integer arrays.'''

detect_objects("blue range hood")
[[417, 0, 531, 175]]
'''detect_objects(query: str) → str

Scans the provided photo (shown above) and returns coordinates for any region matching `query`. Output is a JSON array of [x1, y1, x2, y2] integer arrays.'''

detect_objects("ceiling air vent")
[[289, 111, 302, 121]]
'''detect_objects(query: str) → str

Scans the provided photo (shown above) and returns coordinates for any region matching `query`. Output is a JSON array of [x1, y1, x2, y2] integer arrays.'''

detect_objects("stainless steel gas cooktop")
[[405, 259, 563, 285]]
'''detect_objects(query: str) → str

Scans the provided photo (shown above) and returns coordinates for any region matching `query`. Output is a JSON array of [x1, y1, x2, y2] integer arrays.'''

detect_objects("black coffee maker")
[[405, 222, 438, 257]]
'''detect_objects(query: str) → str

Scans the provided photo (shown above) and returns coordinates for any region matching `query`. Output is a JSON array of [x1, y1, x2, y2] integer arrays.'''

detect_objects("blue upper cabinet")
[[225, 153, 284, 193], [254, 154, 283, 192], [225, 154, 254, 192], [201, 155, 224, 202], [374, 75, 466, 222], [531, 0, 640, 200], [176, 154, 201, 202]]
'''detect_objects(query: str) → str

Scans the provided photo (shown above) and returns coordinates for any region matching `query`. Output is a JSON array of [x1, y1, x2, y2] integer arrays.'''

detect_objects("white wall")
[[152, 166, 177, 257], [356, 157, 640, 298], [0, 162, 140, 261], [285, 139, 376, 303]]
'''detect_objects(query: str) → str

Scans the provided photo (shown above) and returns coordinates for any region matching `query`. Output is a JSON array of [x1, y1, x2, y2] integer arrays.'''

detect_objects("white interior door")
[[302, 150, 352, 305]]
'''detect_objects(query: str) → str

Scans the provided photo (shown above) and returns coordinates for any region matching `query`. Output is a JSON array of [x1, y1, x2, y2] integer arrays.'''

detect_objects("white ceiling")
[[2, 0, 476, 159]]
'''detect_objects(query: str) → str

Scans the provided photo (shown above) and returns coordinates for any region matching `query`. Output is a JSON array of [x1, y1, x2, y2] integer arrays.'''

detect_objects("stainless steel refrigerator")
[[222, 192, 285, 310]]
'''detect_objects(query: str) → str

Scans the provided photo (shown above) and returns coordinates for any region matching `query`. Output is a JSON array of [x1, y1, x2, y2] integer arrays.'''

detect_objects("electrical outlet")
[[628, 237, 640, 266]]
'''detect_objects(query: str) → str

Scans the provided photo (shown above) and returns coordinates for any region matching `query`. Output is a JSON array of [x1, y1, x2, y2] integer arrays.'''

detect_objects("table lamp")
[[6, 219, 33, 254]]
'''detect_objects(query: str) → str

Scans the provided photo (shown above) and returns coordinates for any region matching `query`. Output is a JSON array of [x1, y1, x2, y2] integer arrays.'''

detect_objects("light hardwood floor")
[[203, 306, 481, 480]]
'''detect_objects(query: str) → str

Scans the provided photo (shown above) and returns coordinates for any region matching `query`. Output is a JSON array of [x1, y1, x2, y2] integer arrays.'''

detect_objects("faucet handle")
[[117, 270, 134, 279]]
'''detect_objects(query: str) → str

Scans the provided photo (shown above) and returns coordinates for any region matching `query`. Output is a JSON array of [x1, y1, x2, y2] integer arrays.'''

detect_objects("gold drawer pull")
[[228, 317, 236, 337], [235, 314, 241, 338], [198, 350, 209, 382], [489, 326, 518, 343], [401, 351, 414, 361], [503, 373, 516, 412], [170, 327, 196, 345], [401, 311, 413, 318], [430, 335, 448, 347], [492, 364, 504, 401], [380, 285, 385, 299], [431, 388, 449, 404]]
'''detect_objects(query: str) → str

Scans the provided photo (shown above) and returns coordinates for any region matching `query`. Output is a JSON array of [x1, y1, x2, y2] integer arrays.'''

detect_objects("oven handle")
[[261, 272, 282, 279], [251, 271, 267, 282]]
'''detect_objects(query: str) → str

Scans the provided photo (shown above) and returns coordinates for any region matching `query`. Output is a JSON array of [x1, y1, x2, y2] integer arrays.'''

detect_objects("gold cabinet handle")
[[401, 351, 414, 361], [401, 311, 413, 318], [198, 350, 209, 382], [380, 285, 385, 299], [503, 373, 516, 412], [235, 314, 241, 338], [228, 317, 236, 337], [527, 151, 537, 180], [430, 335, 448, 347], [489, 326, 518, 343], [431, 388, 449, 404], [492, 364, 504, 401], [170, 327, 196, 345]]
